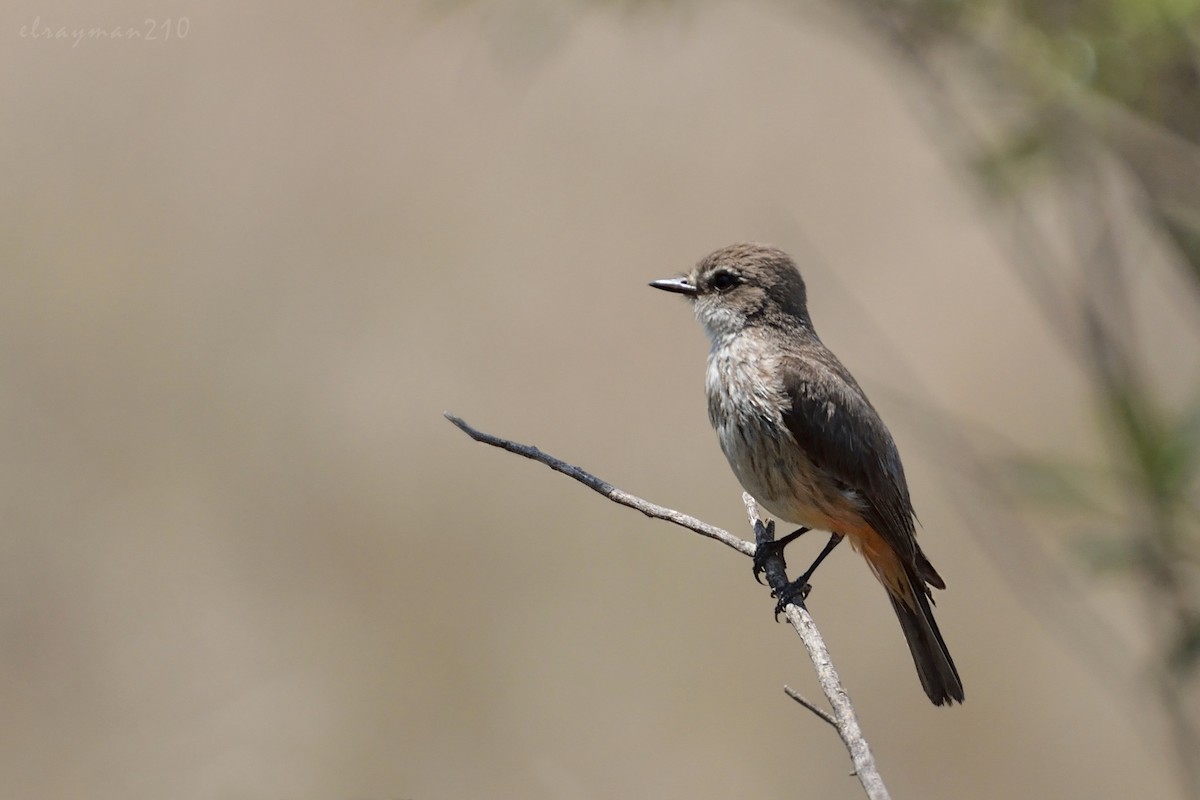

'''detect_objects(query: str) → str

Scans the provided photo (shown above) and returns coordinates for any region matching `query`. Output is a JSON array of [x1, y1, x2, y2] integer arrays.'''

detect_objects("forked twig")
[[784, 685, 838, 728]]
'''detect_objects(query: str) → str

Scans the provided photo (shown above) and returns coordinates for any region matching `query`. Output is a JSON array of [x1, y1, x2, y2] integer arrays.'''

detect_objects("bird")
[[650, 242, 964, 705]]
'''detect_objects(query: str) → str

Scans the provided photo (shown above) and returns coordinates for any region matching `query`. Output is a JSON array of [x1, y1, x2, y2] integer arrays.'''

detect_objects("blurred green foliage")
[[1015, 0, 1200, 137], [838, 0, 1200, 793]]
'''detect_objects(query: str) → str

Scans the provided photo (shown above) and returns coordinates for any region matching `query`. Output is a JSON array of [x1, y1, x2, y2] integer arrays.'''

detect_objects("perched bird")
[[650, 242, 963, 705]]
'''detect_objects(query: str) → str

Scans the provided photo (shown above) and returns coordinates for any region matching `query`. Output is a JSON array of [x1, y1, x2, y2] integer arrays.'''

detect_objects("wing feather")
[[779, 352, 918, 564]]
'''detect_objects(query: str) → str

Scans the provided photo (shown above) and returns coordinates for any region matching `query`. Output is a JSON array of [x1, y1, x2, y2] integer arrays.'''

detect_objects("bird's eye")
[[709, 270, 740, 292]]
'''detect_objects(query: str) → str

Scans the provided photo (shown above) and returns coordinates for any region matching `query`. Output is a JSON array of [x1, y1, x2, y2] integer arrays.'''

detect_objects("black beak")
[[649, 277, 699, 296]]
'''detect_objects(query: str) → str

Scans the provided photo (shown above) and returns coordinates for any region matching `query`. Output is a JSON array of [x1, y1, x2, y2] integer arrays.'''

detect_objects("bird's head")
[[650, 242, 811, 339]]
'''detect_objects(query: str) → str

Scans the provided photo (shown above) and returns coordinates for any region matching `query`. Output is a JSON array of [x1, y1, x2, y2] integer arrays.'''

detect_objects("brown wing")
[[779, 351, 919, 566]]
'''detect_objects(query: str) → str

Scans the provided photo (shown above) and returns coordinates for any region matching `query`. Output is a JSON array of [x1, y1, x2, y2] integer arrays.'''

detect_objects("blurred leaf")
[[1105, 385, 1177, 502], [1159, 210, 1200, 291], [1161, 395, 1200, 496], [1003, 456, 1114, 512], [972, 125, 1052, 195], [1113, 391, 1200, 506], [1070, 529, 1140, 574], [1169, 614, 1200, 675]]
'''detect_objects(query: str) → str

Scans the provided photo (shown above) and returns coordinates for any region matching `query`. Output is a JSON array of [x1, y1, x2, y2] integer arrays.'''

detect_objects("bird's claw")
[[772, 579, 812, 619], [752, 539, 785, 585]]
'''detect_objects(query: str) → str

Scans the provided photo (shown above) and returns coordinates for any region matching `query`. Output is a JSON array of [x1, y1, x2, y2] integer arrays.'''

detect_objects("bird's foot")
[[772, 578, 812, 619], [752, 524, 810, 584]]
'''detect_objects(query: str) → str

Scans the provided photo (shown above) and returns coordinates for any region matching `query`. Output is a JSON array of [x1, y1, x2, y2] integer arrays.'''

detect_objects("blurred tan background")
[[2, 1, 1189, 798]]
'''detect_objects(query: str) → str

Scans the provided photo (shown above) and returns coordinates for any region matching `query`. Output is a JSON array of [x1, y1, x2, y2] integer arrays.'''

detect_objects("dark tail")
[[889, 569, 964, 706]]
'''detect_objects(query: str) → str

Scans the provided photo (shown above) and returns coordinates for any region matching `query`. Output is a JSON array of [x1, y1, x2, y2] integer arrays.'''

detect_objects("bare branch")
[[444, 412, 754, 557], [446, 412, 891, 800], [784, 685, 838, 728]]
